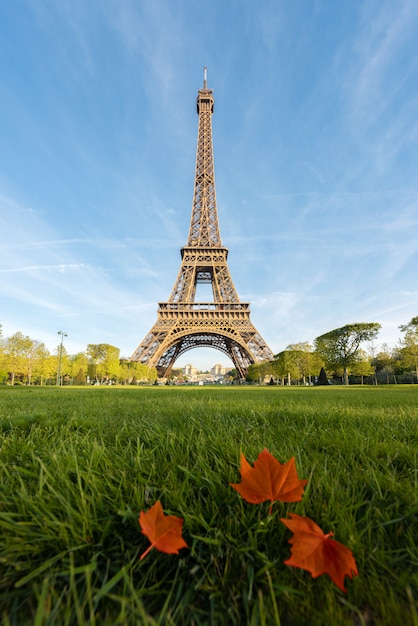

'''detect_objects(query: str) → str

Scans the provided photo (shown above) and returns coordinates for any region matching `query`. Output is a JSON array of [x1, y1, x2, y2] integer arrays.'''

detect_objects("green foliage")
[[373, 345, 395, 384], [74, 368, 87, 385], [123, 360, 157, 384], [245, 363, 260, 382], [68, 353, 89, 384], [317, 367, 329, 386], [31, 341, 54, 384], [87, 344, 121, 383], [399, 317, 418, 381], [399, 316, 418, 334], [351, 350, 375, 383], [315, 323, 381, 385], [273, 345, 323, 385], [0, 386, 417, 625], [3, 331, 34, 385]]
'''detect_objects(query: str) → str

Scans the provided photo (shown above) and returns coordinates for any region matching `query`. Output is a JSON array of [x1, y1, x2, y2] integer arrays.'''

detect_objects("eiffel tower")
[[131, 69, 274, 379]]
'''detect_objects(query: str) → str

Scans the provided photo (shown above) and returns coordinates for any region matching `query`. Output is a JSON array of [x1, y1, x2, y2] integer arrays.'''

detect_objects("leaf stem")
[[139, 544, 154, 560]]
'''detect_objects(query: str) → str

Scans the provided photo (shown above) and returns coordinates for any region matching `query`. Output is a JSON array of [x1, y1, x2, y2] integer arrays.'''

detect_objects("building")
[[182, 364, 197, 377], [211, 364, 230, 376]]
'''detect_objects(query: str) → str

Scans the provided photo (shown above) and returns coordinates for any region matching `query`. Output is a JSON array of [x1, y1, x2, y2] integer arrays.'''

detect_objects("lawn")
[[0, 385, 417, 625]]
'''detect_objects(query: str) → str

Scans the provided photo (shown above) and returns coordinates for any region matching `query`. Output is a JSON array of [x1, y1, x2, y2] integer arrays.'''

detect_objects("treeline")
[[0, 327, 157, 386], [247, 319, 418, 385], [1, 317, 417, 386]]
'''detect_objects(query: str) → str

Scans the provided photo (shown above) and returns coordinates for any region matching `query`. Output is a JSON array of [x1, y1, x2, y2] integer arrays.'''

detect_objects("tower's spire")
[[203, 66, 207, 89], [190, 70, 218, 247]]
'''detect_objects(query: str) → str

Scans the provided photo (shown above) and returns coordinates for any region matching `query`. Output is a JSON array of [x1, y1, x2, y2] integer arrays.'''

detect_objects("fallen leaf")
[[230, 448, 308, 512], [139, 500, 188, 560], [280, 513, 358, 592]]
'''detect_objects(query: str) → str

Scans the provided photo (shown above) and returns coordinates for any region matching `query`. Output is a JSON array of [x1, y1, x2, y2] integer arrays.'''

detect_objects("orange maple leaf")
[[280, 513, 358, 592], [138, 500, 188, 560], [230, 448, 308, 513]]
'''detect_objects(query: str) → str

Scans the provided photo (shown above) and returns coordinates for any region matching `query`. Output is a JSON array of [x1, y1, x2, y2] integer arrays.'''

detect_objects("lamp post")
[[57, 331, 68, 386]]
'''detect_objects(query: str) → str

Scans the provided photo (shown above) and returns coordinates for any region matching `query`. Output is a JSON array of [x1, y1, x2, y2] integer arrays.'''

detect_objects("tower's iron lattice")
[[131, 70, 274, 378]]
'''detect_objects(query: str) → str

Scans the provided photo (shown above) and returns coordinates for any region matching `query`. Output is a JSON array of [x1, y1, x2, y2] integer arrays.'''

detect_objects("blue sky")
[[1, 0, 417, 370]]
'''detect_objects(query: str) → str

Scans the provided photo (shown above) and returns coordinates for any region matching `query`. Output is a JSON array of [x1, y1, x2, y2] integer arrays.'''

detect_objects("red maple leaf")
[[230, 448, 308, 513], [138, 500, 188, 560], [280, 513, 358, 592]]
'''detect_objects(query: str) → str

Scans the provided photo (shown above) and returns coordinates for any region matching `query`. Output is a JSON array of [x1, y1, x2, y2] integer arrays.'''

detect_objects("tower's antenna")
[[203, 66, 207, 89]]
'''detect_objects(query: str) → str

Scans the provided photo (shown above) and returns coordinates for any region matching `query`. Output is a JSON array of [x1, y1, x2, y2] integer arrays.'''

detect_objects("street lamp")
[[57, 331, 68, 386]]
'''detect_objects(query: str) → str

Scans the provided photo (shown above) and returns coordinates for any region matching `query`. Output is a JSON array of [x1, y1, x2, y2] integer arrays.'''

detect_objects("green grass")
[[0, 385, 417, 625]]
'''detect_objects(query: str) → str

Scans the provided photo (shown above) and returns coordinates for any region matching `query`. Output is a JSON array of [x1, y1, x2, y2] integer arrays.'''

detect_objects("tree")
[[314, 323, 381, 385], [3, 332, 33, 385], [285, 343, 324, 385], [373, 344, 395, 384], [24, 340, 43, 384], [168, 368, 182, 383], [147, 366, 158, 384], [68, 352, 89, 385], [399, 316, 418, 382], [351, 349, 375, 384], [30, 342, 51, 385], [317, 367, 329, 386], [285, 344, 310, 384], [272, 345, 323, 386], [131, 362, 157, 384], [0, 324, 7, 383], [119, 359, 131, 384], [274, 351, 301, 385], [246, 363, 261, 383], [87, 344, 120, 383], [225, 369, 237, 383]]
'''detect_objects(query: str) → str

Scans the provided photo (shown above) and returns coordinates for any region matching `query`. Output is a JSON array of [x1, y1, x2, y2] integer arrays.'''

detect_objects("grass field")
[[0, 385, 417, 625]]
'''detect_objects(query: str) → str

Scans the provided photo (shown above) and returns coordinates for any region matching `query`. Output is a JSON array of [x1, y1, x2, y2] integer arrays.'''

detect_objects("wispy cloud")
[[352, 1, 417, 106], [0, 263, 91, 274], [401, 291, 418, 297], [101, 0, 187, 102], [342, 1, 418, 153]]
